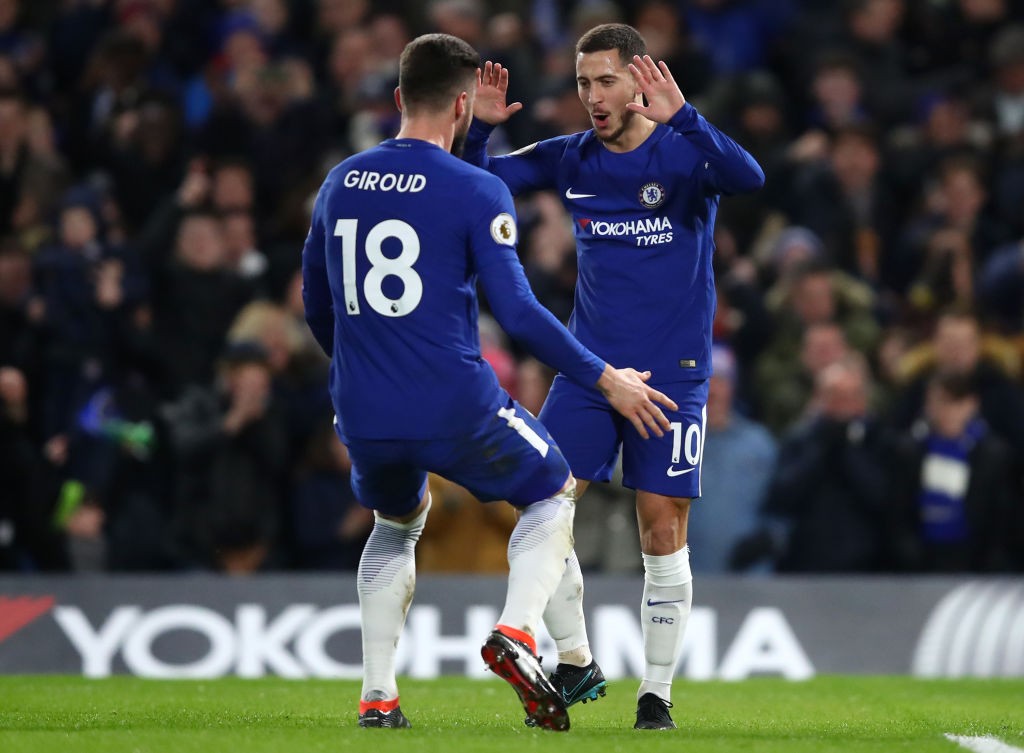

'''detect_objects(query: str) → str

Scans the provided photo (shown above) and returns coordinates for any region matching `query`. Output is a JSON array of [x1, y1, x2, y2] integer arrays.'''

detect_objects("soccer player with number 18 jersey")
[[465, 24, 765, 729], [302, 33, 675, 731]]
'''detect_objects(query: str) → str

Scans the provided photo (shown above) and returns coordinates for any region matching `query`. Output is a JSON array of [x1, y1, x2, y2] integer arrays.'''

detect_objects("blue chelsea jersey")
[[464, 103, 764, 383], [302, 139, 605, 440]]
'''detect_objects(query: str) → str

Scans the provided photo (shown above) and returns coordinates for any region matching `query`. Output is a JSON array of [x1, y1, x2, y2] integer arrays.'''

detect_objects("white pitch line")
[[946, 734, 1024, 753]]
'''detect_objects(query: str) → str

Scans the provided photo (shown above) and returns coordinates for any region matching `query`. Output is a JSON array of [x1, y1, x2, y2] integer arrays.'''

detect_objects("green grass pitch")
[[1, 676, 1022, 752]]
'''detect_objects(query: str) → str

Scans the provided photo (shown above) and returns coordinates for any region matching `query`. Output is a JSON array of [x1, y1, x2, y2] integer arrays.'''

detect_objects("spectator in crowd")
[[161, 340, 288, 572], [887, 89, 991, 211], [764, 258, 880, 355], [888, 371, 1021, 572], [756, 257, 879, 432], [898, 156, 1011, 286], [889, 307, 1024, 455], [805, 52, 870, 132], [102, 95, 186, 234], [786, 125, 902, 290], [839, 0, 914, 127], [147, 210, 255, 396], [743, 354, 896, 572], [32, 189, 145, 439]]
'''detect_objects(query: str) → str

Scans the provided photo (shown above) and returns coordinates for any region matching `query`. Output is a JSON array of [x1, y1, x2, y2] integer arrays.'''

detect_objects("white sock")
[[542, 550, 593, 666], [357, 497, 430, 701], [498, 484, 575, 638], [639, 546, 692, 702]]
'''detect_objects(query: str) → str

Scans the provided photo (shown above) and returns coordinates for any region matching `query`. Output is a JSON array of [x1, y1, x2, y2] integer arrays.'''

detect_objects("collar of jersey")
[[384, 138, 445, 151]]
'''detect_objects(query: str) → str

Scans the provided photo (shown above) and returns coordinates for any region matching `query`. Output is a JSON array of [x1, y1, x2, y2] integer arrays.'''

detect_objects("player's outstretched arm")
[[625, 54, 685, 124], [474, 61, 523, 126], [596, 365, 677, 440]]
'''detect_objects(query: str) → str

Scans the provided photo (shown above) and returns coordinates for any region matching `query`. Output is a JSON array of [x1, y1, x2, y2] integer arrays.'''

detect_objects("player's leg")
[[445, 397, 582, 730], [498, 475, 576, 647], [348, 439, 429, 729], [622, 380, 707, 730], [634, 490, 692, 729], [478, 475, 576, 732], [541, 488, 591, 668], [535, 378, 619, 705]]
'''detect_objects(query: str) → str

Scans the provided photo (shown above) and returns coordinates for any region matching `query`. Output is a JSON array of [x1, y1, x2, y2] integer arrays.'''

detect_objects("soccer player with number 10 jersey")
[[465, 23, 765, 729]]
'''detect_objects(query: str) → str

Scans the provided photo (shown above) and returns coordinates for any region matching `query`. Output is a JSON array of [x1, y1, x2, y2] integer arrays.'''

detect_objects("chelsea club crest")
[[639, 182, 666, 209]]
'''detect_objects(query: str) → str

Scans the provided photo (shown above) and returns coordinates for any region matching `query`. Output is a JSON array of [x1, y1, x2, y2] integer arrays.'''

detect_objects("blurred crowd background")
[[1, 0, 1023, 576]]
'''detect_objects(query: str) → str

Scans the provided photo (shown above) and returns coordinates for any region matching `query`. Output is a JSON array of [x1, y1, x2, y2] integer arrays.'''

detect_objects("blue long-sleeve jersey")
[[464, 103, 764, 382], [302, 138, 605, 440]]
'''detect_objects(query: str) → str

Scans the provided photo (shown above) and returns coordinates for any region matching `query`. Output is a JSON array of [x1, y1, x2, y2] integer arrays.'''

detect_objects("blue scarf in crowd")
[[917, 419, 987, 543]]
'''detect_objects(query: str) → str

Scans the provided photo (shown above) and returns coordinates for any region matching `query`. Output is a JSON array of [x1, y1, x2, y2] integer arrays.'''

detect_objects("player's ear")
[[394, 86, 402, 112], [455, 90, 468, 120]]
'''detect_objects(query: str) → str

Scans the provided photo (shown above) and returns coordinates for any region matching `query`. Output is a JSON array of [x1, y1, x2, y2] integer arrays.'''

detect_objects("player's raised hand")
[[626, 54, 686, 124], [596, 365, 677, 439], [474, 61, 523, 125]]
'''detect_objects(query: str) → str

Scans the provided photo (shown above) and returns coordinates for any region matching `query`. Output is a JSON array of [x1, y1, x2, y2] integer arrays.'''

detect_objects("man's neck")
[[600, 116, 657, 154], [396, 117, 450, 152]]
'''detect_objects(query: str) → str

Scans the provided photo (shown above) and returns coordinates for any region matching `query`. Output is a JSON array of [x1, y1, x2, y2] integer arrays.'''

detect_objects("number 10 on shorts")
[[670, 421, 701, 466]]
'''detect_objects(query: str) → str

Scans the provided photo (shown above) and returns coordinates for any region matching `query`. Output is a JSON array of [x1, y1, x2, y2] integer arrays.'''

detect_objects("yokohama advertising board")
[[0, 575, 1021, 679]]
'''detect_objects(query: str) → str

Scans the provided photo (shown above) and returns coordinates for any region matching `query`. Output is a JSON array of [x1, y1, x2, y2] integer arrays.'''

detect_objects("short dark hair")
[[575, 23, 647, 66], [399, 33, 479, 113]]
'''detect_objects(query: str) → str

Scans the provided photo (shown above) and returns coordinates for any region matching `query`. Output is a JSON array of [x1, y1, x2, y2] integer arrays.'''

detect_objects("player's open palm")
[[626, 54, 686, 125], [475, 61, 523, 125], [597, 366, 678, 440]]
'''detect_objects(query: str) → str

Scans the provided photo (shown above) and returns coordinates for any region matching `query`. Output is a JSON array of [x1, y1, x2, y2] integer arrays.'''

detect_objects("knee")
[[641, 524, 684, 556], [638, 503, 690, 556]]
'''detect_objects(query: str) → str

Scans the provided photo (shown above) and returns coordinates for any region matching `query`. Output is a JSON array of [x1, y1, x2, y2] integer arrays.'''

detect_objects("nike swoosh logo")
[[647, 598, 687, 607], [562, 670, 593, 703], [666, 465, 694, 477], [565, 188, 596, 199]]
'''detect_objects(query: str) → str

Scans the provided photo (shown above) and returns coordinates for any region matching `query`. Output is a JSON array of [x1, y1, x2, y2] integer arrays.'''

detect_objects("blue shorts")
[[538, 375, 708, 498], [341, 397, 571, 517]]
